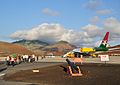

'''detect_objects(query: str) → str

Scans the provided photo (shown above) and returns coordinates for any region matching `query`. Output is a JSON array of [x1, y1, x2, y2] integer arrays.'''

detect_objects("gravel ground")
[[4, 63, 120, 85]]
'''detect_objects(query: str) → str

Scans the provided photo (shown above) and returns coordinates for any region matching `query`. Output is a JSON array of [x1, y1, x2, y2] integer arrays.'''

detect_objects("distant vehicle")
[[63, 32, 110, 58]]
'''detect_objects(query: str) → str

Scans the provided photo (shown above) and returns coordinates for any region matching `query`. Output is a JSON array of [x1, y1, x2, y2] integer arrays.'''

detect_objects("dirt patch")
[[4, 63, 120, 85]]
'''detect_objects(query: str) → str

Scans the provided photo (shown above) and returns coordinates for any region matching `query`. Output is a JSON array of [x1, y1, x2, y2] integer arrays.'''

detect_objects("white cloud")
[[103, 17, 120, 44], [83, 0, 101, 10], [103, 17, 120, 34], [82, 24, 101, 37], [10, 23, 97, 47], [11, 17, 120, 47], [11, 23, 65, 43], [96, 9, 112, 15], [90, 16, 100, 24], [42, 8, 59, 16]]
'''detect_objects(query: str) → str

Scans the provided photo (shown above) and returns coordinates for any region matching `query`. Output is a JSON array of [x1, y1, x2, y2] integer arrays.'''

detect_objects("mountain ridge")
[[12, 40, 76, 56], [13, 39, 49, 46]]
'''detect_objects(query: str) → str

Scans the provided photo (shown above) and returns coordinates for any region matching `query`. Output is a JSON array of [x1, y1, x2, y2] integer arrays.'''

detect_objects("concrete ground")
[[0, 62, 62, 85], [37, 56, 120, 64]]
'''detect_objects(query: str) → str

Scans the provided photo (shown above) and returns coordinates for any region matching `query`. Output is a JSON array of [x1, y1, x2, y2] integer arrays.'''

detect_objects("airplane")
[[94, 32, 109, 51], [63, 32, 110, 58]]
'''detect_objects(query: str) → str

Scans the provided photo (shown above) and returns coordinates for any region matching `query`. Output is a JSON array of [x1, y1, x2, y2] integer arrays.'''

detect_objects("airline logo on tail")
[[95, 32, 110, 51], [100, 32, 109, 47], [101, 32, 109, 45]]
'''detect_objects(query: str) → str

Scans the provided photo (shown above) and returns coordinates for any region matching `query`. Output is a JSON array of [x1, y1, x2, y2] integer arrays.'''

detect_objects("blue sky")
[[0, 0, 120, 46]]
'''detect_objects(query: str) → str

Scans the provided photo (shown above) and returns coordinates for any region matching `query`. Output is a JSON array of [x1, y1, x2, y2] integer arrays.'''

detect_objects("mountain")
[[13, 40, 76, 56], [42, 40, 76, 56], [13, 39, 49, 46], [0, 41, 33, 57], [13, 39, 49, 51]]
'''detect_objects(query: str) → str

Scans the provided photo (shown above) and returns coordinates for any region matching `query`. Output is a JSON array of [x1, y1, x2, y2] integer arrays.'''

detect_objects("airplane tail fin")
[[99, 32, 109, 48], [102, 32, 109, 44]]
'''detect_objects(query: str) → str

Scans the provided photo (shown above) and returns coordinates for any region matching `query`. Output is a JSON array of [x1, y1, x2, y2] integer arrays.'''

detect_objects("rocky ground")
[[4, 63, 120, 85]]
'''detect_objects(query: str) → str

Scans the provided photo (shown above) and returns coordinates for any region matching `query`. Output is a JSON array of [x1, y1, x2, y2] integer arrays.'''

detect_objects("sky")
[[0, 0, 120, 47]]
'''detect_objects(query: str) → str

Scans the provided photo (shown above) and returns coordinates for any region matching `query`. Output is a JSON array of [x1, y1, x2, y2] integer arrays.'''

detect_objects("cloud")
[[82, 24, 101, 37], [10, 23, 65, 43], [83, 0, 101, 10], [60, 30, 93, 47], [90, 16, 100, 24], [10, 17, 120, 47], [42, 8, 59, 16], [10, 23, 99, 47], [96, 9, 112, 15], [103, 17, 120, 34], [103, 17, 120, 43]]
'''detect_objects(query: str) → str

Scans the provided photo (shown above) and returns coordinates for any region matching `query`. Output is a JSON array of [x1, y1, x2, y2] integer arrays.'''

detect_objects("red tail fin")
[[102, 32, 109, 44]]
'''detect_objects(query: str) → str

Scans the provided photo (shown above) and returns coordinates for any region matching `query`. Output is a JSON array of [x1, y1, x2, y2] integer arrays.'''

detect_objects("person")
[[26, 55, 29, 62], [28, 55, 31, 63], [17, 55, 21, 64], [10, 57, 15, 67], [31, 54, 35, 62], [6, 55, 11, 66], [22, 55, 26, 62], [24, 55, 29, 63], [36, 56, 39, 61]]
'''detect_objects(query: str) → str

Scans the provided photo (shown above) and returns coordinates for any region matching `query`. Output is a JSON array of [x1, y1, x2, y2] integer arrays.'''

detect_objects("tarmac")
[[0, 56, 120, 85], [37, 56, 120, 64], [0, 62, 62, 85]]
